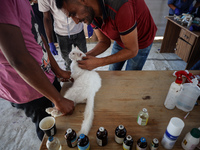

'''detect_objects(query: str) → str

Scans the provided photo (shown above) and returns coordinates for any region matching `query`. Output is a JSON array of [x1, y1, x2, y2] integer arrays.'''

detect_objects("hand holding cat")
[[56, 70, 73, 82], [54, 97, 75, 115], [78, 55, 102, 70]]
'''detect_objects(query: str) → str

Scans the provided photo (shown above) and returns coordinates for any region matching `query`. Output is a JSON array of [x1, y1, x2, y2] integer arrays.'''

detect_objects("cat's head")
[[69, 48, 86, 61]]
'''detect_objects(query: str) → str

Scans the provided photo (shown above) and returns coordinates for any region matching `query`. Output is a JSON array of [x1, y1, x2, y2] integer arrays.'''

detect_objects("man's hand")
[[56, 70, 73, 82], [189, 25, 200, 31], [175, 8, 181, 16], [55, 97, 75, 115], [48, 43, 58, 55], [78, 55, 102, 70]]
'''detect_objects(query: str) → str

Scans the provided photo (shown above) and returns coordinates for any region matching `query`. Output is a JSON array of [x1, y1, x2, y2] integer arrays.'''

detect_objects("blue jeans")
[[56, 30, 87, 70], [109, 41, 153, 70], [191, 60, 200, 70]]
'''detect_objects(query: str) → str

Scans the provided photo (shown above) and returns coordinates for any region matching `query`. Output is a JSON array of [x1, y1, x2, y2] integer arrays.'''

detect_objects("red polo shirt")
[[91, 0, 157, 49]]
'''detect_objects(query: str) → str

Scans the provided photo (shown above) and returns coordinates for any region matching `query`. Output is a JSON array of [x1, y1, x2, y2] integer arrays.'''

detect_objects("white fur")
[[62, 48, 101, 136]]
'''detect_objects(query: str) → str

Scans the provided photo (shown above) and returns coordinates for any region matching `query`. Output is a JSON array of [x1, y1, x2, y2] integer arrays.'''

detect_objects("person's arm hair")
[[43, 11, 54, 43], [86, 28, 111, 56], [0, 23, 74, 114]]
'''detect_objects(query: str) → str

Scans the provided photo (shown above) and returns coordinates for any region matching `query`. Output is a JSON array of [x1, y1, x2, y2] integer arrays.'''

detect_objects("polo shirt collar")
[[98, 0, 108, 20]]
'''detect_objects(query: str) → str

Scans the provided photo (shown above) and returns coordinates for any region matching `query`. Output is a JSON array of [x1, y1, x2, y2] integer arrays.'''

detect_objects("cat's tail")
[[78, 93, 95, 136]]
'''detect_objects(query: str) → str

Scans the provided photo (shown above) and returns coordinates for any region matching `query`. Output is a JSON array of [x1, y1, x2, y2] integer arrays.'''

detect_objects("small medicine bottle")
[[77, 134, 90, 150], [136, 137, 147, 150], [115, 125, 127, 144], [46, 136, 62, 150], [123, 135, 133, 150], [64, 128, 77, 148], [137, 108, 149, 126], [182, 128, 200, 150], [96, 127, 108, 146]]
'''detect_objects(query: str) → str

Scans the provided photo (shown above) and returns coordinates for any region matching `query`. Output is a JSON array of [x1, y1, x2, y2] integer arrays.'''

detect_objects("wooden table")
[[40, 71, 200, 150], [160, 16, 200, 69]]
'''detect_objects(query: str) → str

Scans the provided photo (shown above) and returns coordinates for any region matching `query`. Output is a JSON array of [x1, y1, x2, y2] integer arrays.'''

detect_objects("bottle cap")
[[140, 137, 146, 142], [126, 135, 132, 141], [142, 108, 147, 112], [48, 136, 54, 142], [190, 128, 200, 138], [67, 128, 72, 134], [119, 125, 124, 130], [167, 117, 185, 136], [99, 127, 105, 132], [79, 134, 85, 139]]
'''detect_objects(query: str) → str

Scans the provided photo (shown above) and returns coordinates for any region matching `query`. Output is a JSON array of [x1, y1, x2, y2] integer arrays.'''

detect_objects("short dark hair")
[[55, 0, 64, 9]]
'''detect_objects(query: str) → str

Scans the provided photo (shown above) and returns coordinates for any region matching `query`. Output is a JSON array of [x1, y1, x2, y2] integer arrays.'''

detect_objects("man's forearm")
[[86, 40, 111, 56], [0, 24, 62, 104], [43, 12, 54, 43]]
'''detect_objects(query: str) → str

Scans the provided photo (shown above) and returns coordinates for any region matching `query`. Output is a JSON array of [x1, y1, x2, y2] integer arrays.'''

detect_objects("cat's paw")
[[46, 107, 63, 118]]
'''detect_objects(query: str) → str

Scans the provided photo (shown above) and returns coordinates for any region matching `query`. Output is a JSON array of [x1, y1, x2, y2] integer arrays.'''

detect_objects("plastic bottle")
[[46, 136, 62, 150], [182, 128, 200, 150], [137, 108, 149, 126], [164, 70, 192, 109], [77, 134, 90, 150], [176, 78, 200, 112], [96, 127, 108, 146], [196, 127, 200, 149], [136, 137, 147, 150], [64, 128, 77, 148], [161, 117, 185, 149], [123, 135, 133, 150], [115, 125, 127, 144]]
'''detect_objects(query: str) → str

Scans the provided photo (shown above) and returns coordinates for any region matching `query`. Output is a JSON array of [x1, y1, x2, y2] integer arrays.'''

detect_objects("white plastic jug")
[[176, 78, 200, 112]]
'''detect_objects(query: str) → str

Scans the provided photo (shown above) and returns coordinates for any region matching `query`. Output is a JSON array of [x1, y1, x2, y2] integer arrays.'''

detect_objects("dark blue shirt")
[[168, 0, 199, 15]]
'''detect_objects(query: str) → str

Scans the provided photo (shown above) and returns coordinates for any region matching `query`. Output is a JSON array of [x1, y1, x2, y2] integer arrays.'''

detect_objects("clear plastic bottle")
[[46, 136, 62, 150], [197, 127, 200, 149], [182, 128, 200, 150], [137, 108, 149, 126]]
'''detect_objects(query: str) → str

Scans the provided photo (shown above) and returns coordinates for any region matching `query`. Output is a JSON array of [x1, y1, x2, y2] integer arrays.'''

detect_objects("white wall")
[[145, 0, 169, 36]]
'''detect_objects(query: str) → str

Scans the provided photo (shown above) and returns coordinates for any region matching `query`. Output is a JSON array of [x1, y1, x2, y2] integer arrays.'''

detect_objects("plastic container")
[[164, 70, 192, 109], [137, 108, 149, 126], [46, 136, 62, 150], [161, 117, 185, 149], [176, 78, 200, 112], [196, 127, 200, 149], [182, 128, 200, 150]]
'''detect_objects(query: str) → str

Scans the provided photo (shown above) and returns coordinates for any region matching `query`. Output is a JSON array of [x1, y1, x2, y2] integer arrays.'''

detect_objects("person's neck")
[[89, 0, 102, 18]]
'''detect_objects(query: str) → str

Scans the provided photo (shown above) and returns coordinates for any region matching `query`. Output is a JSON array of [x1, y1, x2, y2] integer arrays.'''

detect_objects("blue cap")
[[48, 136, 54, 142], [79, 134, 85, 139], [140, 137, 146, 142]]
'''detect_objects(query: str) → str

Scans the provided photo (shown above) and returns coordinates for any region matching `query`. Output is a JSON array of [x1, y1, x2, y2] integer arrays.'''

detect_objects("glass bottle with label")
[[137, 108, 149, 126]]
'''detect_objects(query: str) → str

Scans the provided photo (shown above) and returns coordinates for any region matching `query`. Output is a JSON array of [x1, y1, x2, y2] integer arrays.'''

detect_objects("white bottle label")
[[115, 135, 124, 144], [123, 142, 130, 150], [161, 130, 179, 149], [136, 144, 146, 150], [137, 116, 148, 126], [96, 137, 102, 146]]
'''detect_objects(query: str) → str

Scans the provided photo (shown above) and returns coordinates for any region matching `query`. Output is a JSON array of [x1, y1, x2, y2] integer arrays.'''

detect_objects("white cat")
[[61, 48, 102, 136]]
